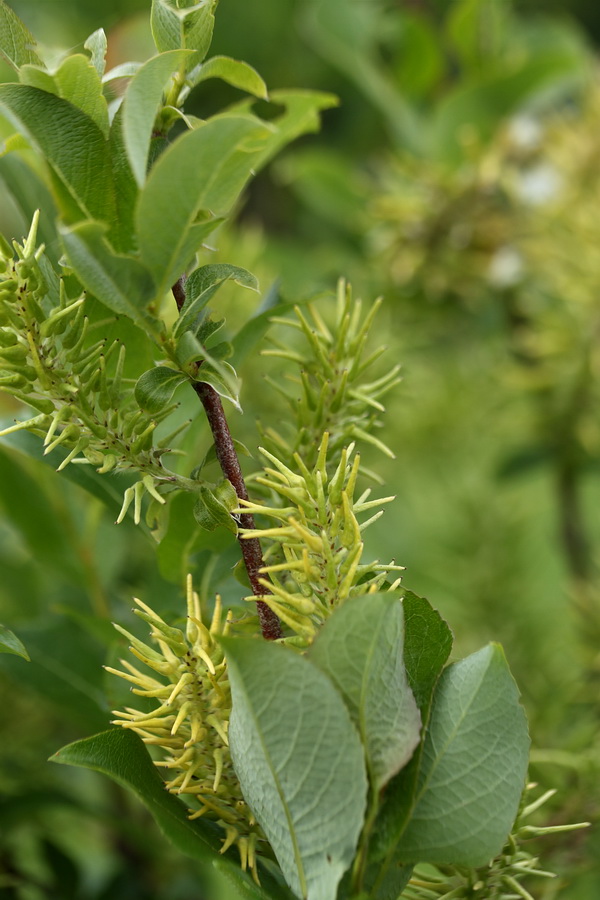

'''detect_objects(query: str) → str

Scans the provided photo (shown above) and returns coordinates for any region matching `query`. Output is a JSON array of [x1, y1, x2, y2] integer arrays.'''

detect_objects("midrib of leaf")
[[244, 680, 308, 897], [409, 656, 492, 810], [372, 653, 456, 895]]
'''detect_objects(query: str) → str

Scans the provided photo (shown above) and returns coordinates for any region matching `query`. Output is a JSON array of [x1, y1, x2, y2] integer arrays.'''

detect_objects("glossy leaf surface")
[[51, 728, 292, 899], [122, 49, 191, 186], [136, 115, 267, 293], [193, 55, 268, 98], [0, 623, 30, 661], [134, 366, 189, 414]]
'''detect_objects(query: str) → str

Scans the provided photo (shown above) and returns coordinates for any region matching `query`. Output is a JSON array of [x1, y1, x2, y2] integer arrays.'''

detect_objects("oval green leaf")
[[228, 90, 339, 174], [50, 729, 289, 899], [308, 593, 421, 792], [135, 366, 189, 414], [371, 592, 454, 861], [59, 220, 158, 331], [0, 84, 115, 224], [174, 263, 259, 338], [0, 0, 42, 70], [136, 115, 268, 294], [193, 483, 238, 534], [0, 623, 30, 661], [122, 49, 192, 187], [50, 729, 221, 858], [151, 0, 217, 68], [223, 637, 368, 900], [402, 591, 453, 716], [20, 54, 109, 137], [395, 644, 530, 866], [84, 28, 107, 77], [192, 55, 268, 99]]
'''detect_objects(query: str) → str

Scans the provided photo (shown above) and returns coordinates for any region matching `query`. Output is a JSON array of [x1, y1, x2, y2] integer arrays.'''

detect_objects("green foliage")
[[0, 1, 592, 898], [308, 594, 420, 793], [224, 636, 368, 900], [0, 0, 42, 69], [387, 645, 529, 867], [0, 622, 29, 659], [50, 728, 291, 900]]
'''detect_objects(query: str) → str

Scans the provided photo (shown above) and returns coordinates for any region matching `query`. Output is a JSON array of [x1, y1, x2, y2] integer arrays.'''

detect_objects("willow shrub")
[[0, 2, 542, 899]]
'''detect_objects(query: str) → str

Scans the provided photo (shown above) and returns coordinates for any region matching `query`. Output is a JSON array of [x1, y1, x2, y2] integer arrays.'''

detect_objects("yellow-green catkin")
[[235, 432, 404, 643], [107, 575, 265, 880], [0, 213, 190, 527], [260, 279, 401, 474]]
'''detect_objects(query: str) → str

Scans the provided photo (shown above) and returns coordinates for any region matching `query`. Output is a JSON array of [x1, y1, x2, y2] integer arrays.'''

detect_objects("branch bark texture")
[[173, 277, 282, 640]]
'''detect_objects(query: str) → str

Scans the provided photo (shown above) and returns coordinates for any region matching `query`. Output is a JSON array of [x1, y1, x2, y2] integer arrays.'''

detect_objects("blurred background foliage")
[[1, 0, 600, 897]]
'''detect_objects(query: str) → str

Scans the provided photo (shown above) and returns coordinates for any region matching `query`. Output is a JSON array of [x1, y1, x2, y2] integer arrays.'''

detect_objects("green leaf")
[[175, 329, 206, 370], [228, 90, 338, 174], [84, 28, 107, 77], [193, 483, 237, 534], [309, 593, 421, 791], [21, 54, 110, 137], [122, 49, 192, 187], [51, 729, 288, 900], [192, 55, 268, 99], [195, 357, 241, 410], [223, 637, 368, 900], [134, 366, 189, 414], [371, 592, 454, 862], [0, 623, 29, 661], [0, 0, 42, 70], [0, 84, 115, 224], [60, 221, 158, 330], [0, 155, 59, 261], [102, 61, 142, 84], [337, 858, 413, 900], [51, 728, 220, 856], [107, 102, 140, 254], [175, 263, 259, 338], [402, 591, 453, 715], [151, 0, 217, 68], [136, 116, 269, 294], [394, 644, 529, 866]]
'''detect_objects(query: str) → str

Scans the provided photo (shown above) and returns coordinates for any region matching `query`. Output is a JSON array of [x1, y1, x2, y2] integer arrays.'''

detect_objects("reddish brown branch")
[[173, 276, 282, 640]]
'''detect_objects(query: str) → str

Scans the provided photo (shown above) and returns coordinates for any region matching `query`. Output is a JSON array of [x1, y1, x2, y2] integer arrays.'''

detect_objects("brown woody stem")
[[172, 276, 282, 640]]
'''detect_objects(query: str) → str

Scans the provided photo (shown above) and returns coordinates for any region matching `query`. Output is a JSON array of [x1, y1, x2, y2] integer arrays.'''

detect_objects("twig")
[[172, 277, 282, 640]]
